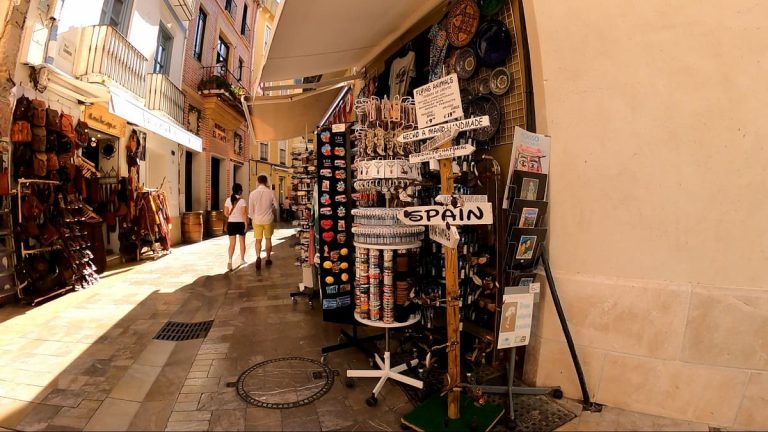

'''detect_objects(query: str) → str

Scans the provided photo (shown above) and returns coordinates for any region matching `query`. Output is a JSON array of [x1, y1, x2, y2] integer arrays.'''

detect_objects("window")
[[259, 142, 268, 161], [100, 0, 133, 35], [216, 37, 229, 70], [264, 25, 271, 52], [233, 132, 243, 156], [224, 0, 236, 17], [240, 3, 249, 36], [153, 25, 173, 74], [279, 141, 286, 165], [237, 57, 244, 82], [192, 9, 207, 61]]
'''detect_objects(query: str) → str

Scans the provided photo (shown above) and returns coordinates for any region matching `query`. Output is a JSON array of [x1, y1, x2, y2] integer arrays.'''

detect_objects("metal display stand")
[[347, 312, 423, 406]]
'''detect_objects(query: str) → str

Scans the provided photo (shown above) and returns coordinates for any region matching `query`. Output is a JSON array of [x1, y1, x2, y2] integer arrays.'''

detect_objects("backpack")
[[46, 152, 59, 171], [13, 95, 32, 121], [11, 120, 32, 143], [75, 120, 89, 147], [33, 152, 47, 177], [46, 108, 60, 131], [60, 113, 76, 140], [31, 126, 46, 151], [31, 99, 47, 126], [46, 131, 58, 152]]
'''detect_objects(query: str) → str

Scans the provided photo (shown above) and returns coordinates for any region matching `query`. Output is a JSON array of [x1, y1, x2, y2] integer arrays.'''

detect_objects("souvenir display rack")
[[118, 186, 172, 262], [290, 145, 317, 306]]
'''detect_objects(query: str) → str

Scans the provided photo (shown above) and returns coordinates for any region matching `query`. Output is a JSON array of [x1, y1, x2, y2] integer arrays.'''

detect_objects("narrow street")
[[0, 226, 410, 431]]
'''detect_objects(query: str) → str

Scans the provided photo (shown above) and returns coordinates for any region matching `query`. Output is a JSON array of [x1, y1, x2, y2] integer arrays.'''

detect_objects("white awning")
[[259, 0, 445, 82], [245, 84, 348, 141], [109, 87, 202, 152], [39, 64, 110, 103]]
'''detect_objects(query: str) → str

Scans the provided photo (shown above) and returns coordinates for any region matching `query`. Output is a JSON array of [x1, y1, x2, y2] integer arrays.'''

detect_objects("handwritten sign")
[[429, 225, 460, 248], [413, 74, 463, 129], [398, 116, 490, 143], [409, 144, 475, 163], [397, 203, 493, 226], [422, 128, 460, 152], [84, 104, 126, 137], [435, 195, 488, 204]]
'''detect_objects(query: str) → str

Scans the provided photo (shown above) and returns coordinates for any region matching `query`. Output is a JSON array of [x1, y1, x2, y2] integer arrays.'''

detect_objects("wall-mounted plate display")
[[469, 95, 500, 141], [475, 19, 512, 67], [490, 67, 511, 95], [454, 47, 477, 79], [446, 0, 480, 47]]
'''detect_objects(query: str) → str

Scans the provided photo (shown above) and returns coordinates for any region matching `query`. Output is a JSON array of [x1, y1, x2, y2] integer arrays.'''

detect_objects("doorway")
[[211, 157, 220, 210], [185, 152, 193, 211]]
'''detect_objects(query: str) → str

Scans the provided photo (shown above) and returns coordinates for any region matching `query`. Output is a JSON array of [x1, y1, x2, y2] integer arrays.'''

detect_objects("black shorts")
[[227, 222, 246, 236]]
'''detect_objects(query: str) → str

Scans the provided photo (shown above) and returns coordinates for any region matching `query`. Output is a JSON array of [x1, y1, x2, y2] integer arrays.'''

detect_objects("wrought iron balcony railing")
[[145, 73, 185, 125], [75, 25, 148, 98], [198, 65, 249, 98]]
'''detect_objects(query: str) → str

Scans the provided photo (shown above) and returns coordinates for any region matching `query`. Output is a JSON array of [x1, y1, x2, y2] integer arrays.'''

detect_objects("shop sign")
[[497, 292, 534, 349], [435, 194, 488, 204], [397, 203, 493, 225], [84, 104, 126, 137], [413, 73, 464, 129], [397, 116, 490, 142], [409, 143, 475, 163], [429, 225, 459, 248]]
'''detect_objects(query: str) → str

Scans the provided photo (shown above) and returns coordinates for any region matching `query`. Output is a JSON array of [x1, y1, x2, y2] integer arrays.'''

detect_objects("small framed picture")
[[516, 235, 537, 260], [512, 171, 548, 201], [520, 208, 538, 228], [520, 178, 538, 200], [510, 199, 548, 228]]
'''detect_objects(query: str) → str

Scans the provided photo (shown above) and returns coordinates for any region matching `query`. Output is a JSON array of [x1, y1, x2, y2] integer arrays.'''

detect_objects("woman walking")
[[224, 183, 248, 271]]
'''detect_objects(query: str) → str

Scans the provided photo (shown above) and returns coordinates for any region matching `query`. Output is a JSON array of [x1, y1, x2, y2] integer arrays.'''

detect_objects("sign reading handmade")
[[435, 194, 488, 204], [397, 116, 490, 142], [429, 225, 460, 248], [397, 203, 493, 225], [413, 73, 464, 129], [409, 143, 475, 163]]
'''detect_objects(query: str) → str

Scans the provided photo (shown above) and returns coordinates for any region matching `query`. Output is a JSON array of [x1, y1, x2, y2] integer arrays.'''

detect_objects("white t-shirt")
[[224, 197, 247, 223], [389, 50, 416, 99], [248, 185, 277, 225]]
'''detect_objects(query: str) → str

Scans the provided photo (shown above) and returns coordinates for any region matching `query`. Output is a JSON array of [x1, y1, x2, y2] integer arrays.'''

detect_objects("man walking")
[[248, 175, 278, 270]]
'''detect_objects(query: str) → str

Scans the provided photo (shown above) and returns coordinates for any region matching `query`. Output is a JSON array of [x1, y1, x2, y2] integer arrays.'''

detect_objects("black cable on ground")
[[539, 244, 602, 412]]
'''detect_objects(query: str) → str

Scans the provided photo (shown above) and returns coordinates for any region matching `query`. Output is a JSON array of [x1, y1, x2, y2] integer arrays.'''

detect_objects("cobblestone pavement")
[[0, 226, 716, 431]]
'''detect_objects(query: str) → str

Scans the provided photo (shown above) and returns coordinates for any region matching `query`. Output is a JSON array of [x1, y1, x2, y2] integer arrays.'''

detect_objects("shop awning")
[[39, 64, 110, 103], [109, 87, 202, 152], [245, 84, 348, 141], [259, 0, 445, 82]]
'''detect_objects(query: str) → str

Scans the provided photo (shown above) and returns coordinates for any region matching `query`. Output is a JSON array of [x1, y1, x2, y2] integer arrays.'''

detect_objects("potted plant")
[[230, 85, 245, 99]]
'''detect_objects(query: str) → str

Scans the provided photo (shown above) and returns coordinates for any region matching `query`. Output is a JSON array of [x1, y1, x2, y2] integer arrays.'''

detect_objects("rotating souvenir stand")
[[289, 147, 317, 307]]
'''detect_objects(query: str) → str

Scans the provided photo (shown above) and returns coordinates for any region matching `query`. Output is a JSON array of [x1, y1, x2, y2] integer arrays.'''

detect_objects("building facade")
[[181, 0, 258, 213], [11, 0, 201, 246]]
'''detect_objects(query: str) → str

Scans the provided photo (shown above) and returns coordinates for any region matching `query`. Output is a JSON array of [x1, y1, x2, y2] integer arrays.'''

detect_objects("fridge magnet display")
[[322, 180, 330, 191]]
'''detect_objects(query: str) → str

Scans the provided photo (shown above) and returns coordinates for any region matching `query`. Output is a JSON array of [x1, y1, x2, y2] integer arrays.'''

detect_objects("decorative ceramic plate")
[[446, 0, 481, 47], [469, 95, 501, 141], [478, 79, 492, 95], [478, 0, 504, 16], [475, 19, 512, 67], [454, 47, 477, 79], [490, 67, 511, 95]]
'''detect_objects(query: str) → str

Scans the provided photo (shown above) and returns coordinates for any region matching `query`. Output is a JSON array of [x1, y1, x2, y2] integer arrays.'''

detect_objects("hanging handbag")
[[22, 194, 44, 219], [59, 113, 75, 140], [75, 120, 89, 147], [13, 95, 32, 121], [39, 222, 59, 245], [46, 108, 60, 131], [11, 120, 32, 143], [46, 131, 58, 152], [33, 152, 48, 177], [31, 99, 47, 126], [57, 133, 72, 154], [46, 152, 59, 171], [31, 126, 46, 151]]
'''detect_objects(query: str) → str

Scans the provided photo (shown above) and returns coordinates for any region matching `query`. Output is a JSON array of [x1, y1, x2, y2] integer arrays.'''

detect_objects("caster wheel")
[[552, 389, 564, 399], [344, 377, 355, 388], [292, 297, 297, 304], [400, 423, 413, 430], [321, 354, 328, 365], [365, 395, 378, 407]]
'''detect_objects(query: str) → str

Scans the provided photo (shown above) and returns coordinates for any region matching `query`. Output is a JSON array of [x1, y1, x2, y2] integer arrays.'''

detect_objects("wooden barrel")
[[206, 210, 225, 238], [182, 212, 204, 243]]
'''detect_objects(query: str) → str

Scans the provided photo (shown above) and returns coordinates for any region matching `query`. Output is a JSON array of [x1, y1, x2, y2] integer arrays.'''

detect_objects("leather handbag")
[[59, 113, 75, 138], [22, 194, 44, 219], [31, 99, 47, 126], [39, 222, 59, 245], [33, 152, 48, 177], [13, 95, 32, 121], [31, 126, 46, 151], [46, 152, 59, 171], [46, 108, 60, 131], [75, 120, 89, 147], [22, 220, 40, 238], [46, 131, 58, 152], [57, 134, 72, 153], [11, 121, 32, 143]]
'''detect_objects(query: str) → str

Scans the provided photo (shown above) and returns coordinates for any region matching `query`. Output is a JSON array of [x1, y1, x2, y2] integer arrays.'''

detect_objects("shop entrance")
[[185, 152, 193, 211], [211, 157, 220, 210], [82, 130, 119, 174]]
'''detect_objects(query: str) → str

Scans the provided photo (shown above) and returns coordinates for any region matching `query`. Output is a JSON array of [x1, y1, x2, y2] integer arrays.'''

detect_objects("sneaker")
[[240, 257, 247, 266], [255, 258, 262, 270], [227, 261, 232, 271], [266, 258, 273, 267]]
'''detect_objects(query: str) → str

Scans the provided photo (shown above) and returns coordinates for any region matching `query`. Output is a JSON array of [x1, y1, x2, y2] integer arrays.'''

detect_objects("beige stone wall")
[[521, 0, 768, 428]]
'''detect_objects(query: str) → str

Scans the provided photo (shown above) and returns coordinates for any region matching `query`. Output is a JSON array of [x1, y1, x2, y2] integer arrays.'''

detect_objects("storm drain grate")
[[153, 320, 213, 341]]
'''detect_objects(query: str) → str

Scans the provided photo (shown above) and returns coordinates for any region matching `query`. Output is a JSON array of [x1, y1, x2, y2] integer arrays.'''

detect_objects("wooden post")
[[439, 145, 461, 419]]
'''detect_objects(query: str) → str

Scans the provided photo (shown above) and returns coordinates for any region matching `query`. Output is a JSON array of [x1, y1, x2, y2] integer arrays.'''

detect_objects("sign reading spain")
[[397, 203, 493, 226]]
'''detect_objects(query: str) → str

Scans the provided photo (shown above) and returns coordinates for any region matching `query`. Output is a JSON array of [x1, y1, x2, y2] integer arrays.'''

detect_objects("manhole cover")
[[235, 356, 335, 409], [153, 320, 213, 341]]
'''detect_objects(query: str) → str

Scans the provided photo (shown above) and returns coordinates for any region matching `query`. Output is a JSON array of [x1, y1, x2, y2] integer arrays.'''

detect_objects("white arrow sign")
[[409, 144, 475, 163], [422, 126, 460, 152], [435, 194, 488, 204], [397, 203, 494, 225], [397, 116, 490, 143], [429, 225, 460, 248]]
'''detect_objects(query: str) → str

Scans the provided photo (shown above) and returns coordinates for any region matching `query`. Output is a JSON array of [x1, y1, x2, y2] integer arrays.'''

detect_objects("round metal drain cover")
[[235, 356, 335, 409]]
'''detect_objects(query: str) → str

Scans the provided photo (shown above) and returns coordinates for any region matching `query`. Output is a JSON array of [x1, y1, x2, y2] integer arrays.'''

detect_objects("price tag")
[[413, 74, 464, 129]]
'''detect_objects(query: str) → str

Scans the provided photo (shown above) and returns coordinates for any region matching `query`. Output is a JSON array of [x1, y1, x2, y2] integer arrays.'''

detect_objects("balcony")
[[170, 0, 195, 21], [75, 25, 148, 99], [198, 65, 249, 96], [145, 73, 185, 125]]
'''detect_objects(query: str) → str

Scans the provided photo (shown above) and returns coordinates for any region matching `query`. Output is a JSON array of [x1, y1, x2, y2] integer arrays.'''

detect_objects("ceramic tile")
[[83, 398, 141, 431], [734, 371, 768, 430], [109, 364, 162, 402]]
